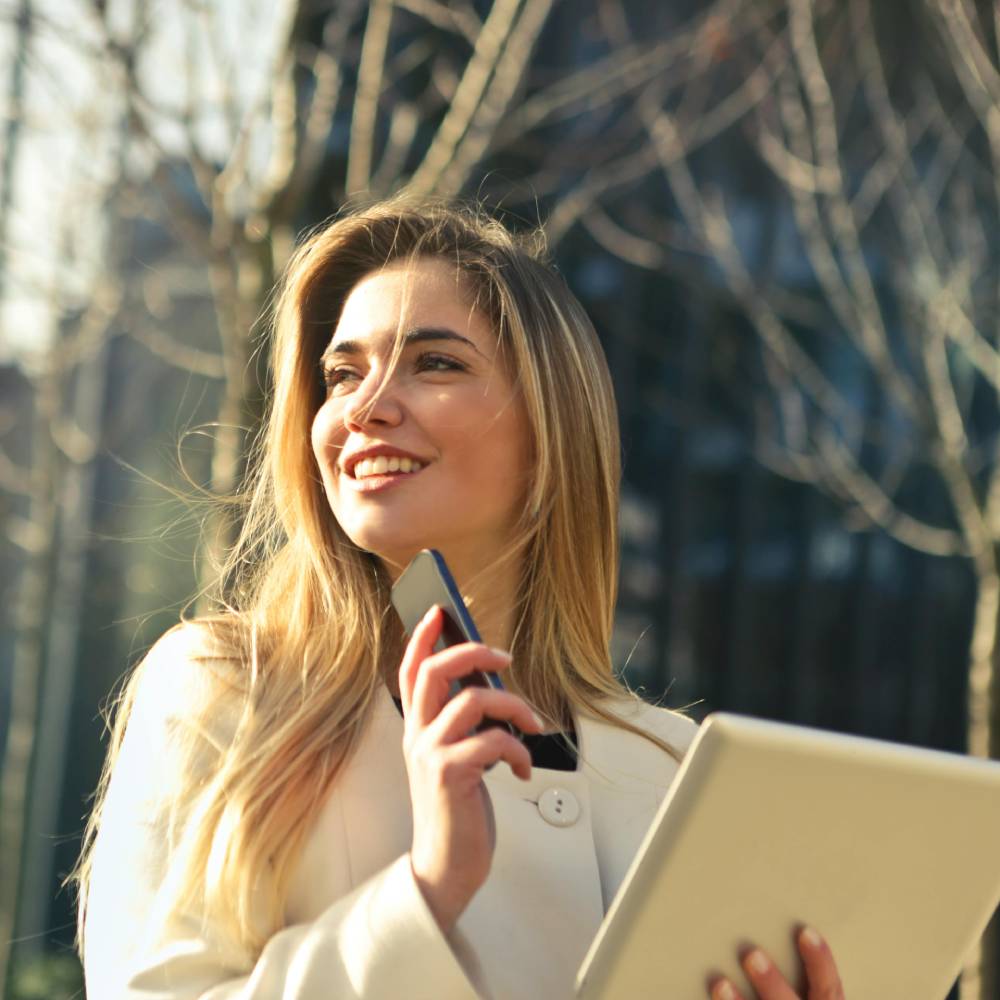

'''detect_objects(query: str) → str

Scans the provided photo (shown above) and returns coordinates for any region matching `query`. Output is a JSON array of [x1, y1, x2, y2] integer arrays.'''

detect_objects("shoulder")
[[597, 694, 700, 760], [132, 618, 244, 708], [632, 699, 700, 757], [138, 617, 244, 675], [123, 619, 247, 770], [575, 696, 697, 838], [576, 694, 699, 796]]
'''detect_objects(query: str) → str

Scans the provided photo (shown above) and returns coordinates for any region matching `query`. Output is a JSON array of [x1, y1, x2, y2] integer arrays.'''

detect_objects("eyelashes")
[[318, 352, 467, 390]]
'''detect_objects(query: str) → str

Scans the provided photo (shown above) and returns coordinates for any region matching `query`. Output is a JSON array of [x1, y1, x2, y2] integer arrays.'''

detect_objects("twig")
[[346, 0, 394, 195]]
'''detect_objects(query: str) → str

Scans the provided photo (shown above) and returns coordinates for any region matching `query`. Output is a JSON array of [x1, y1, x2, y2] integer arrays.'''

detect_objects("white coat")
[[83, 625, 698, 999]]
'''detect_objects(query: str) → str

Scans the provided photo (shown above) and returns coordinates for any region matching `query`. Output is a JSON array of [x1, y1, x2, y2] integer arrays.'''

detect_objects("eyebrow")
[[321, 327, 487, 362]]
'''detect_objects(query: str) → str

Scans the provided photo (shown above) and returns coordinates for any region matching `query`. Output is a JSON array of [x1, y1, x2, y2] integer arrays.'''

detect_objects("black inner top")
[[390, 695, 578, 771]]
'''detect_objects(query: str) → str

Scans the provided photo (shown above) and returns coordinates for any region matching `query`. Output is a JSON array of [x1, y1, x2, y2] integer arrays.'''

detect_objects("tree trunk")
[[13, 333, 109, 962], [0, 3, 34, 988], [959, 561, 1000, 1000], [195, 233, 274, 607], [0, 376, 59, 992]]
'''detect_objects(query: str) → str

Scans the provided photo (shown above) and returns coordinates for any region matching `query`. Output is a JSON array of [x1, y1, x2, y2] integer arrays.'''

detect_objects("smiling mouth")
[[341, 460, 428, 492], [349, 456, 426, 479]]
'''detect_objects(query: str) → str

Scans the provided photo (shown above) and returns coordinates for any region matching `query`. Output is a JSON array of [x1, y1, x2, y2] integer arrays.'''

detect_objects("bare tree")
[[0, 0, 122, 987], [0, 215, 122, 995], [581, 1, 1000, 995]]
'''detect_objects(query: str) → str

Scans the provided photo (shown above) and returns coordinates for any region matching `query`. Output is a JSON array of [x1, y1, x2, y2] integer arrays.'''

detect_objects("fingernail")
[[800, 926, 822, 950], [490, 647, 512, 661], [747, 950, 769, 975], [423, 605, 439, 621], [531, 711, 545, 729], [714, 981, 736, 1000]]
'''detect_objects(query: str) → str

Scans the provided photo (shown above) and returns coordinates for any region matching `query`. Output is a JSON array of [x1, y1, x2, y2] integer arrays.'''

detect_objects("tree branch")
[[816, 429, 968, 556], [346, 0, 394, 195], [124, 320, 226, 379], [408, 0, 538, 194]]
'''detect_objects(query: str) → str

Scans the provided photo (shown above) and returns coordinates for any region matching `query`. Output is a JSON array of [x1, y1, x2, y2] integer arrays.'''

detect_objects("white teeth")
[[352, 456, 424, 479]]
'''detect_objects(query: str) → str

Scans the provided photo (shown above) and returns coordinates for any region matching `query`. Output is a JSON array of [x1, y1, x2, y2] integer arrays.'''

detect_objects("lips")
[[352, 455, 425, 479], [341, 445, 430, 479], [341, 462, 427, 494]]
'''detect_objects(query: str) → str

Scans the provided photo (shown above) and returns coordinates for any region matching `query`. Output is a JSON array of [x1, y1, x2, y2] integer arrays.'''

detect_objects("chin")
[[343, 528, 427, 570], [367, 544, 420, 569]]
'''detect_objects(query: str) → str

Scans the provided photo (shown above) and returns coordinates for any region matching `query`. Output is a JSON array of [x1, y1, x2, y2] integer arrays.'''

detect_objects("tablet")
[[575, 712, 1000, 999]]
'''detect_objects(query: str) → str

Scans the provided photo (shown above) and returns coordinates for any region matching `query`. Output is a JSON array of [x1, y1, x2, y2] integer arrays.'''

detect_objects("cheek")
[[475, 408, 532, 496], [310, 402, 341, 472]]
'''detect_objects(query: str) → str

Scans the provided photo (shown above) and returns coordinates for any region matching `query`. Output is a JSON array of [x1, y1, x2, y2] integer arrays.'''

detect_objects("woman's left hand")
[[708, 926, 845, 1000]]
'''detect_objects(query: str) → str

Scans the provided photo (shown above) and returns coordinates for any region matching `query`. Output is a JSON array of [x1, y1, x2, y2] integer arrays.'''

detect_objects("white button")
[[538, 787, 580, 827]]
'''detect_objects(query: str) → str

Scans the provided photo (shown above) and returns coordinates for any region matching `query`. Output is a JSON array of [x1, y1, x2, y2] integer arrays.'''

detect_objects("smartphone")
[[390, 549, 517, 736]]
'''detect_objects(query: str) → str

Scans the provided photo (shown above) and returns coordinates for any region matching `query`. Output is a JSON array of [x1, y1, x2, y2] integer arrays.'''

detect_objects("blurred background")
[[1, 0, 998, 997]]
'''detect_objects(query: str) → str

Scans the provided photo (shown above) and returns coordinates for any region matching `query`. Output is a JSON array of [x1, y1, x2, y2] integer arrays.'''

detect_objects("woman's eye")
[[319, 366, 358, 389], [417, 353, 464, 373], [318, 354, 464, 391]]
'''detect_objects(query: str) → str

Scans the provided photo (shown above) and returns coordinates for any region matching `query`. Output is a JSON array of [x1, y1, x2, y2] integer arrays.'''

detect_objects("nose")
[[342, 371, 404, 432]]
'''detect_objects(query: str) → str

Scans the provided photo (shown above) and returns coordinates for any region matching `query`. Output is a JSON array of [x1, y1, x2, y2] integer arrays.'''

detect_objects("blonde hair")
[[73, 195, 684, 962]]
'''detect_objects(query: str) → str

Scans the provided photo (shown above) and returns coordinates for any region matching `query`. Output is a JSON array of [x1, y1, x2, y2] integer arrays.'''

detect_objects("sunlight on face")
[[310, 257, 532, 577]]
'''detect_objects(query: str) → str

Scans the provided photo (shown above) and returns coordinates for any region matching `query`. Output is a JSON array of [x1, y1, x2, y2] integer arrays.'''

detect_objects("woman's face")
[[311, 257, 532, 576]]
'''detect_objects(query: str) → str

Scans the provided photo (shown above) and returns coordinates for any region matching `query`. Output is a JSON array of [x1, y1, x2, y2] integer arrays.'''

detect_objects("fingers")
[[709, 976, 747, 1000], [398, 605, 444, 719], [738, 949, 799, 1000], [398, 607, 542, 779], [430, 687, 543, 745], [403, 623, 516, 729], [796, 926, 844, 1000], [709, 947, 799, 1000], [410, 684, 543, 783], [708, 930, 844, 1000], [442, 725, 535, 782]]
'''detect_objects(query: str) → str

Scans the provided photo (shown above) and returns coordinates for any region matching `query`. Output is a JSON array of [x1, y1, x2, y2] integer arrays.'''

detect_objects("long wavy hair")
[[73, 195, 685, 963]]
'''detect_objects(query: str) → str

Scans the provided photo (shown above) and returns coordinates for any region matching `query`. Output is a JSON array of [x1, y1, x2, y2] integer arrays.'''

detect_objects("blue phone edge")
[[423, 549, 505, 693]]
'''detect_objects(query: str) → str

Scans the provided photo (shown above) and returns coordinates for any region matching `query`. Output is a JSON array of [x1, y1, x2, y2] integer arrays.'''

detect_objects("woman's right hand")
[[400, 605, 545, 934]]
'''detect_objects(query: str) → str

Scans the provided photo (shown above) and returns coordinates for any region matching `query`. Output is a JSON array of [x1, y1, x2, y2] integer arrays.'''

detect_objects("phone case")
[[391, 549, 515, 735]]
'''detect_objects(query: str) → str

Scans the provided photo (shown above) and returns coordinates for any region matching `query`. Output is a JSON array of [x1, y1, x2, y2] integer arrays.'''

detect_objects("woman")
[[74, 197, 844, 999]]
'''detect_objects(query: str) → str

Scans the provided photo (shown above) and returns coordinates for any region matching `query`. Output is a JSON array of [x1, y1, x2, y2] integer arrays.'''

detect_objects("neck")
[[458, 560, 520, 654]]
